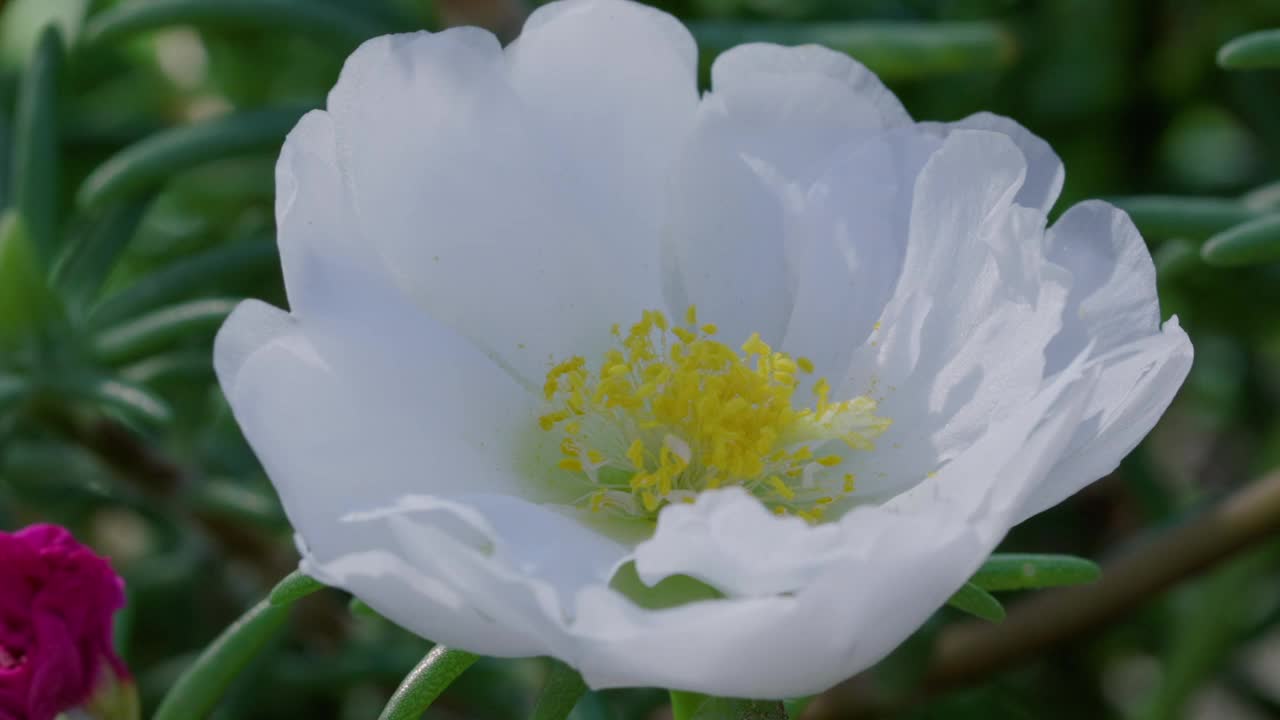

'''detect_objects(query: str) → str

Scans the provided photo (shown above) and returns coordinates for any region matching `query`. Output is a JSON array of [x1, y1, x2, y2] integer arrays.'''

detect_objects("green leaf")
[[1153, 237, 1201, 281], [0, 108, 11, 212], [267, 570, 325, 607], [92, 297, 237, 364], [152, 598, 289, 720], [0, 373, 29, 415], [51, 194, 155, 308], [81, 0, 391, 51], [89, 376, 173, 425], [1110, 196, 1260, 241], [947, 582, 1006, 622], [377, 646, 479, 720], [0, 212, 59, 348], [89, 239, 274, 327], [690, 21, 1014, 80], [77, 107, 310, 209], [670, 691, 788, 720], [970, 553, 1101, 592], [0, 0, 87, 67], [10, 24, 63, 264], [532, 660, 588, 720], [1217, 29, 1280, 70], [1201, 214, 1280, 267], [1243, 180, 1280, 211]]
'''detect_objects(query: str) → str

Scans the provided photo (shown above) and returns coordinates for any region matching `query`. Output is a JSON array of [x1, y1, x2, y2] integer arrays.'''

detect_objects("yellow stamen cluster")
[[539, 307, 891, 523]]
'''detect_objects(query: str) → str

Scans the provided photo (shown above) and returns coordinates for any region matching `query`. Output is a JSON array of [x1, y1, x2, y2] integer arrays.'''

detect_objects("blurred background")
[[1, 0, 1279, 718]]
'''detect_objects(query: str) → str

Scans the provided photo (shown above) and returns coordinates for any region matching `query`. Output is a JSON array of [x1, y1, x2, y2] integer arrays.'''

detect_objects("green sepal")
[[82, 663, 140, 720], [947, 582, 1006, 622], [531, 659, 588, 720], [970, 553, 1102, 592]]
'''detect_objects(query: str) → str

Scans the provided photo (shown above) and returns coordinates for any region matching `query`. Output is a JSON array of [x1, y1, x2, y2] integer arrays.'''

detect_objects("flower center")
[[539, 307, 890, 523]]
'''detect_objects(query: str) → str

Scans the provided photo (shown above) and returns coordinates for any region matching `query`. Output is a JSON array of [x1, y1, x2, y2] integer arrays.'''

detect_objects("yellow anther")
[[539, 309, 889, 523], [626, 439, 646, 468], [767, 476, 796, 501], [741, 333, 771, 356]]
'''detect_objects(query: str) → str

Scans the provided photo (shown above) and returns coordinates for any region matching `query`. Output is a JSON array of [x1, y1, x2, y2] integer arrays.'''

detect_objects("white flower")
[[213, 0, 1193, 699]]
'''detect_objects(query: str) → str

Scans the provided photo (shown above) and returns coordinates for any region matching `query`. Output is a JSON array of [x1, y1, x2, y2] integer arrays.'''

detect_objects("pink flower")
[[0, 525, 128, 720]]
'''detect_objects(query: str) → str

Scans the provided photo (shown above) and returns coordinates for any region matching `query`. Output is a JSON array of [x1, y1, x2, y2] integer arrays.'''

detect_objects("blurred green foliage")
[[1, 0, 1279, 719]]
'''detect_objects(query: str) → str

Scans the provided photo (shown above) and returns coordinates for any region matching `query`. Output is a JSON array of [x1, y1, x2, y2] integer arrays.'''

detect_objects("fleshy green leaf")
[[81, 0, 391, 50], [0, 373, 29, 415], [970, 553, 1101, 592], [10, 24, 63, 263], [1201, 214, 1280, 267], [152, 598, 289, 720], [670, 691, 788, 720], [1110, 196, 1260, 241], [91, 376, 173, 425], [89, 239, 274, 327], [532, 660, 588, 720], [92, 297, 237, 364], [51, 194, 155, 308], [947, 582, 1006, 622], [690, 21, 1014, 80], [1153, 237, 1201, 281], [267, 570, 325, 607], [1243, 180, 1280, 211], [1217, 29, 1280, 70], [0, 212, 59, 347], [77, 107, 310, 209], [377, 646, 479, 720]]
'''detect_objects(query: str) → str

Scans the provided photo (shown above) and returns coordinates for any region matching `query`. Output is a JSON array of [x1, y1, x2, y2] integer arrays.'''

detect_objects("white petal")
[[326, 29, 658, 386], [578, 355, 1098, 698], [663, 43, 912, 346], [1044, 200, 1161, 373], [778, 129, 942, 380], [274, 109, 375, 321], [507, 0, 697, 299], [213, 299, 544, 558], [305, 492, 629, 658], [920, 112, 1064, 214], [710, 43, 911, 140], [1017, 319, 1193, 521], [839, 130, 1070, 499]]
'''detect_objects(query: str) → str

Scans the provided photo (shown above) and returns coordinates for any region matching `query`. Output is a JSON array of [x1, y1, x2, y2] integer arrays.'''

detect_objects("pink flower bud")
[[0, 524, 128, 720]]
